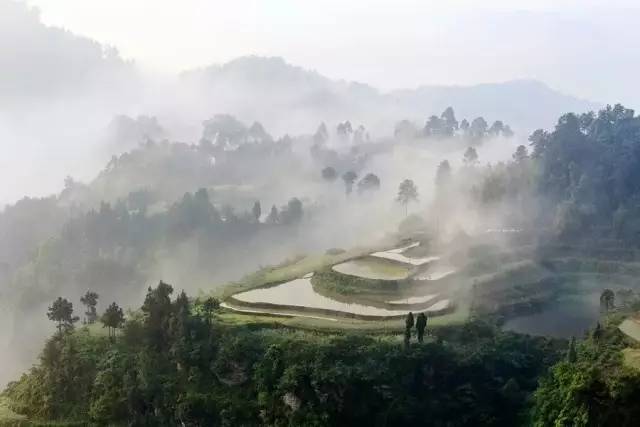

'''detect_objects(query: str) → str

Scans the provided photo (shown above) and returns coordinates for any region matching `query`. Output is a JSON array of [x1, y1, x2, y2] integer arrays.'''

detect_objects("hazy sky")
[[25, 0, 640, 105]]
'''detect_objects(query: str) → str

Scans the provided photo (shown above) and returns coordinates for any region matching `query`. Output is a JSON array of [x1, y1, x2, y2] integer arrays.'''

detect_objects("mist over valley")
[[2, 1, 640, 425]]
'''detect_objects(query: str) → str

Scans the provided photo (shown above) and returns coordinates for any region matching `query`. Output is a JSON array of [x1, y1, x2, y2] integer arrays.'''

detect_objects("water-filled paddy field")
[[331, 258, 412, 280], [223, 238, 640, 334], [221, 240, 478, 324], [414, 265, 456, 281], [369, 251, 439, 266], [387, 294, 438, 305], [230, 275, 450, 318]]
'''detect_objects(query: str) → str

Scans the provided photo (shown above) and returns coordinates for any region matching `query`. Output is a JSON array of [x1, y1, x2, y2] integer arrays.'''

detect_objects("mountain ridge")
[[181, 55, 599, 133]]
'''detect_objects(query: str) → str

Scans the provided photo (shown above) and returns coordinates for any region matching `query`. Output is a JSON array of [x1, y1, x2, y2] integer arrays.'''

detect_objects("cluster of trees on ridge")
[[533, 319, 640, 426], [320, 165, 420, 216], [46, 291, 127, 336], [394, 107, 514, 142], [320, 166, 381, 195], [1, 186, 307, 367], [412, 103, 640, 243], [3, 280, 565, 425]]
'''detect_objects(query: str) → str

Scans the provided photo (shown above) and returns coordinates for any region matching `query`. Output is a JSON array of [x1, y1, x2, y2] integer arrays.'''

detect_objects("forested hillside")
[[5, 105, 640, 425], [3, 282, 562, 426]]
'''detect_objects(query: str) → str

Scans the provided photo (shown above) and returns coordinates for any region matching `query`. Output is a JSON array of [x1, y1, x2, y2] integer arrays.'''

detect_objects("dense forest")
[[3, 282, 563, 426], [431, 104, 640, 242]]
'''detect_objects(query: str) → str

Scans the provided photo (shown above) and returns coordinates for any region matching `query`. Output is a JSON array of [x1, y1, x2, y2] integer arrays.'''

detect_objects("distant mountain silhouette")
[[388, 79, 598, 133], [183, 56, 598, 134], [0, 0, 598, 134], [0, 0, 134, 103]]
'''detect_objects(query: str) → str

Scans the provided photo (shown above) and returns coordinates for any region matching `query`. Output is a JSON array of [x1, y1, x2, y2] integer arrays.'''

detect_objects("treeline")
[[3, 281, 562, 425], [0, 114, 306, 288], [529, 104, 640, 240], [320, 166, 381, 195], [394, 106, 514, 142], [95, 120, 297, 205], [423, 103, 640, 245], [46, 291, 125, 337], [6, 187, 305, 336]]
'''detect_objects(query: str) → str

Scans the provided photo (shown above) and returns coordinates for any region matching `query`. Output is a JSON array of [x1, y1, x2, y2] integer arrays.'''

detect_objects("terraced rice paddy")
[[223, 239, 640, 334], [620, 318, 640, 342], [415, 266, 456, 281], [331, 241, 441, 279], [369, 241, 440, 266], [370, 252, 439, 266], [331, 258, 411, 280], [230, 276, 449, 317], [223, 241, 462, 324], [384, 242, 420, 254], [425, 299, 450, 311], [219, 302, 338, 321], [387, 294, 438, 305]]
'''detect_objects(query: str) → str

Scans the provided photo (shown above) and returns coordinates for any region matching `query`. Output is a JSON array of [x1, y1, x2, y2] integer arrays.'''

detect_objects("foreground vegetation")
[[3, 281, 565, 426], [9, 280, 640, 425], [533, 320, 640, 426]]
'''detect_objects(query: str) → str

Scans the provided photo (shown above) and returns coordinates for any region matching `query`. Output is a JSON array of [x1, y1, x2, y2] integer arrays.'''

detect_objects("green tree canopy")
[[80, 291, 99, 324], [397, 179, 419, 216], [463, 146, 479, 165], [342, 171, 358, 195], [47, 297, 78, 333], [101, 302, 125, 339], [600, 289, 615, 312], [513, 145, 529, 163], [441, 107, 458, 133], [357, 173, 381, 194], [321, 166, 337, 181]]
